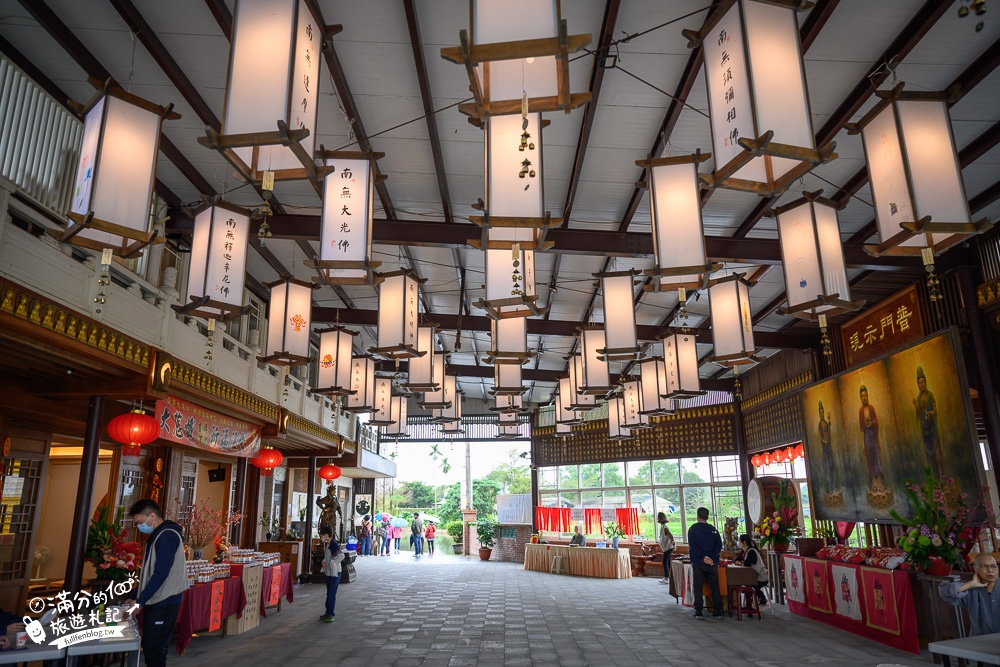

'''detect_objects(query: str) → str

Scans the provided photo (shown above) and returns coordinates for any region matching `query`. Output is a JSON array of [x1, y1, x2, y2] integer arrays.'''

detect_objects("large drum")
[[746, 476, 800, 527]]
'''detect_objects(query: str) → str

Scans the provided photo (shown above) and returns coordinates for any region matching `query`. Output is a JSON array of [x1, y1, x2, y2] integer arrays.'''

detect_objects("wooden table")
[[523, 544, 631, 579], [669, 561, 758, 609], [929, 635, 1000, 666]]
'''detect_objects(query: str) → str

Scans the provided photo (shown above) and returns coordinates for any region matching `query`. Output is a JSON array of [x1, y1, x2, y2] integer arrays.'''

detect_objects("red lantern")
[[795, 443, 804, 459], [319, 464, 342, 481], [773, 449, 786, 464], [762, 452, 772, 466], [253, 446, 283, 476], [751, 455, 760, 467], [107, 409, 159, 458]]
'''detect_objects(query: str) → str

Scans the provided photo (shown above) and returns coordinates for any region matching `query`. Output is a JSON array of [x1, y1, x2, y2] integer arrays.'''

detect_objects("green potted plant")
[[605, 522, 625, 548], [759, 479, 798, 552], [891, 467, 971, 576], [476, 517, 498, 561], [259, 513, 280, 541], [445, 520, 464, 555]]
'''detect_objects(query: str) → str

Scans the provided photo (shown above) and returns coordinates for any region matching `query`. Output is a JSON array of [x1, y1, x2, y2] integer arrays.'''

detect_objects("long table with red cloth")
[[175, 576, 246, 655], [231, 562, 294, 617], [524, 543, 631, 579], [782, 555, 919, 655]]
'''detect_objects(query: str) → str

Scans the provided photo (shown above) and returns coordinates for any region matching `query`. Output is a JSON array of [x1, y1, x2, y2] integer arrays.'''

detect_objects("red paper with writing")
[[268, 564, 282, 607], [208, 580, 224, 633]]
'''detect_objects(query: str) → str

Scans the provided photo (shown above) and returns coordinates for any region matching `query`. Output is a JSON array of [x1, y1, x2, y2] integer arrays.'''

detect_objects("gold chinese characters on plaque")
[[840, 284, 924, 368]]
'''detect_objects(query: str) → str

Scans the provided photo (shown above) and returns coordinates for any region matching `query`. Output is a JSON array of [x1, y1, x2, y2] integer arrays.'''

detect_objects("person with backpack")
[[734, 533, 769, 606], [359, 514, 372, 556], [319, 525, 345, 622], [410, 512, 424, 557], [656, 512, 675, 585], [381, 518, 392, 555]]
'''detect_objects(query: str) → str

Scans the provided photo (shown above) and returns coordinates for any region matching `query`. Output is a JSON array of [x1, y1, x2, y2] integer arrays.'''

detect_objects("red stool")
[[729, 585, 763, 621]]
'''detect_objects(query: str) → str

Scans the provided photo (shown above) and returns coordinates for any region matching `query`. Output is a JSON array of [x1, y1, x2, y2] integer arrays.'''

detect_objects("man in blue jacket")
[[687, 506, 723, 620]]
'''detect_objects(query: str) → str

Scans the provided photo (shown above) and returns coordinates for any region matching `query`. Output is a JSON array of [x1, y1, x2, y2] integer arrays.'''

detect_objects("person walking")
[[425, 521, 436, 555], [127, 499, 188, 667], [360, 514, 372, 556], [411, 512, 424, 557], [688, 507, 723, 620], [382, 518, 392, 555], [734, 534, 769, 606], [319, 526, 345, 622], [656, 512, 675, 585], [373, 521, 384, 556], [392, 523, 402, 553]]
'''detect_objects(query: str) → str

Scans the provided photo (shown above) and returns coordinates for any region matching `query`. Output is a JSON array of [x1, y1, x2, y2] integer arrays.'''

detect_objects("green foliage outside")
[[475, 517, 498, 549], [444, 520, 464, 543]]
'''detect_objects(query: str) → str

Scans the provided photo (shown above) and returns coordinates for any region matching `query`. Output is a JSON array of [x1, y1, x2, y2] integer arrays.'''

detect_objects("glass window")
[[792, 457, 808, 479], [581, 491, 602, 508], [683, 486, 712, 527], [604, 489, 626, 508], [539, 467, 557, 490], [654, 487, 681, 529], [681, 457, 710, 484], [559, 465, 579, 489], [603, 462, 625, 487], [540, 492, 558, 507], [711, 455, 741, 482], [799, 482, 811, 525], [713, 486, 744, 527], [631, 490, 655, 539], [559, 491, 580, 508], [653, 459, 680, 485], [627, 460, 651, 486], [579, 463, 601, 488]]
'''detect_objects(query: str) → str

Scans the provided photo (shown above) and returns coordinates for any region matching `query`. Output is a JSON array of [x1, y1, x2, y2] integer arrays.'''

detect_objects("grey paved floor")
[[175, 552, 936, 667]]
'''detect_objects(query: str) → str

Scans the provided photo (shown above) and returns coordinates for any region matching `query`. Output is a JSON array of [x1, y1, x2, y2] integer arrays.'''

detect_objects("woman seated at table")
[[569, 524, 587, 547], [733, 534, 769, 606]]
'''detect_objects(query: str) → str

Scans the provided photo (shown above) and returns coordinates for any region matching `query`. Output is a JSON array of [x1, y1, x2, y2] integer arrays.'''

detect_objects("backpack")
[[747, 548, 769, 583], [411, 520, 420, 535]]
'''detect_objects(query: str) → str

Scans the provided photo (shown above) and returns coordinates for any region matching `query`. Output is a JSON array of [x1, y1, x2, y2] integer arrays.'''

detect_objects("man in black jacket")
[[687, 507, 723, 620]]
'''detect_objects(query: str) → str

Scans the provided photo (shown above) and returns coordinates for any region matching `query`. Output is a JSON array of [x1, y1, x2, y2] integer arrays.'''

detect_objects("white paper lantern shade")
[[578, 326, 614, 396], [200, 0, 333, 184], [849, 86, 991, 257], [491, 363, 527, 396], [708, 273, 757, 367], [430, 376, 462, 424], [638, 357, 675, 416], [565, 354, 596, 411], [344, 356, 376, 413], [441, 0, 591, 121], [384, 396, 409, 438], [485, 317, 534, 365], [368, 377, 395, 426], [420, 353, 452, 409], [306, 154, 381, 285], [621, 379, 652, 430], [313, 325, 358, 396], [475, 247, 544, 318], [63, 87, 178, 255], [402, 326, 439, 392], [260, 278, 317, 366], [660, 332, 706, 399], [640, 154, 715, 292], [491, 394, 528, 414], [497, 422, 523, 440], [607, 396, 632, 442], [371, 270, 426, 360], [684, 0, 835, 196], [774, 191, 864, 318], [441, 420, 465, 436], [554, 382, 584, 425], [597, 272, 642, 361], [554, 421, 574, 438]]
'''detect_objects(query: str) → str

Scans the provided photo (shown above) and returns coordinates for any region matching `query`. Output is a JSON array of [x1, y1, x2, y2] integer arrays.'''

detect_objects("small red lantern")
[[795, 443, 804, 459], [750, 455, 760, 468], [319, 464, 342, 481], [787, 446, 797, 461], [762, 452, 772, 466], [253, 446, 283, 476], [773, 449, 786, 464], [107, 408, 159, 458]]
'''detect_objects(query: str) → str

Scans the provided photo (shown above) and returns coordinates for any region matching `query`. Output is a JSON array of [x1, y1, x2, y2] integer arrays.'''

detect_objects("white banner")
[[784, 555, 806, 604], [831, 563, 862, 621], [568, 508, 617, 521]]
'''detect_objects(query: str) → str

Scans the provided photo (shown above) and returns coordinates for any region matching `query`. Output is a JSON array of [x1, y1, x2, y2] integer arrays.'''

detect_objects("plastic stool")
[[550, 556, 568, 574], [729, 585, 763, 621]]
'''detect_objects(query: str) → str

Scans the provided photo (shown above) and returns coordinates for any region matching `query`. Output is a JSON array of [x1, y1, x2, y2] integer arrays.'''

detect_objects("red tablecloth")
[[175, 576, 246, 655], [260, 563, 294, 617]]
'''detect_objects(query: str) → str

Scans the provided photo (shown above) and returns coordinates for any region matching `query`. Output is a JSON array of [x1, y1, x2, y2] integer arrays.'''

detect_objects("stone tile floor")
[[176, 553, 936, 667]]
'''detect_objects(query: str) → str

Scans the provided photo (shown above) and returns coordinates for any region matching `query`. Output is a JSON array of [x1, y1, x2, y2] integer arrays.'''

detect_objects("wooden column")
[[232, 456, 248, 545], [304, 455, 316, 576], [959, 269, 1000, 491], [733, 393, 755, 531], [65, 396, 104, 593]]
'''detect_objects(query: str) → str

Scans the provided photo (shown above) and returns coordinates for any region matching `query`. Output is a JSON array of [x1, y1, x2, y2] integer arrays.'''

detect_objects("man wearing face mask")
[[128, 499, 187, 667]]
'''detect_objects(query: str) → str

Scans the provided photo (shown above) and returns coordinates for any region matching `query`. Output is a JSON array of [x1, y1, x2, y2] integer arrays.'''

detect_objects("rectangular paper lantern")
[[420, 353, 451, 409], [709, 274, 756, 366], [477, 246, 542, 318], [486, 317, 532, 365], [555, 421, 574, 438], [369, 377, 395, 426], [639, 357, 674, 416], [372, 270, 424, 359], [314, 326, 357, 396], [621, 379, 651, 429], [384, 396, 409, 438], [661, 332, 706, 399], [179, 202, 251, 321], [311, 156, 379, 284], [492, 394, 526, 414], [566, 354, 596, 411], [432, 375, 461, 424], [579, 326, 613, 396], [599, 272, 641, 360], [492, 363, 525, 396], [608, 396, 631, 441], [261, 278, 315, 366], [344, 356, 375, 413], [403, 326, 438, 392], [497, 422, 523, 440], [555, 383, 582, 425]]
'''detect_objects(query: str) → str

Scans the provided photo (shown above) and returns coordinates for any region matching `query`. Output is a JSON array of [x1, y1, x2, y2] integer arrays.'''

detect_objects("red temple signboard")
[[155, 396, 261, 457], [840, 285, 924, 368]]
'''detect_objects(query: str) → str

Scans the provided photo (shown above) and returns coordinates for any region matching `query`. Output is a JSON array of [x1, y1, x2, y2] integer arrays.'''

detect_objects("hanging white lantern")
[[554, 382, 584, 425], [850, 85, 990, 257], [565, 354, 596, 411], [441, 0, 591, 121], [774, 191, 863, 318], [491, 394, 527, 414], [485, 317, 533, 365], [203, 0, 328, 182], [555, 421, 574, 438], [441, 419, 465, 436], [64, 87, 178, 255], [371, 270, 425, 360], [176, 202, 251, 321], [497, 422, 522, 440], [260, 278, 316, 366], [709, 273, 757, 367], [314, 326, 358, 396], [640, 153, 714, 291], [344, 356, 375, 413], [403, 326, 439, 392], [661, 332, 706, 399], [431, 376, 461, 424], [369, 377, 395, 426], [384, 396, 409, 438], [420, 353, 451, 409], [621, 379, 652, 429], [598, 272, 641, 361], [578, 327, 613, 396], [607, 395, 631, 442], [476, 246, 543, 318], [492, 363, 526, 396], [307, 154, 381, 284], [684, 0, 835, 196], [638, 357, 674, 416]]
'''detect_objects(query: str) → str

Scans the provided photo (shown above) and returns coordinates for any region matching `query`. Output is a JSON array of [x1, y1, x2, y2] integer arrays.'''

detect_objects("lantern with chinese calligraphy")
[[849, 85, 991, 257], [62, 86, 178, 255], [440, 1, 591, 121], [402, 325, 439, 393], [420, 353, 452, 410], [319, 463, 342, 481], [260, 278, 316, 366], [107, 407, 159, 458], [314, 326, 357, 396], [607, 396, 631, 442], [200, 0, 332, 183], [475, 246, 543, 318], [775, 191, 862, 318], [597, 272, 642, 361], [371, 270, 425, 360], [621, 379, 652, 430], [344, 356, 375, 413], [661, 332, 706, 399], [565, 354, 596, 411], [253, 446, 283, 477], [383, 396, 409, 438], [638, 357, 674, 416], [485, 317, 533, 365], [709, 273, 757, 367], [683, 0, 835, 196], [430, 375, 461, 424], [492, 362, 526, 396], [579, 326, 614, 396], [307, 153, 381, 284], [368, 377, 395, 426], [640, 153, 715, 291], [176, 202, 252, 321]]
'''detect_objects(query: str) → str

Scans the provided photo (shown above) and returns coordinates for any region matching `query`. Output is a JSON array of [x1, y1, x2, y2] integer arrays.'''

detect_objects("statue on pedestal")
[[316, 484, 343, 542]]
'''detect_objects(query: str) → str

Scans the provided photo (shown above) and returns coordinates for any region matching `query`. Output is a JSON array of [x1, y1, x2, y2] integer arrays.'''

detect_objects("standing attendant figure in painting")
[[858, 386, 886, 490], [818, 401, 833, 463], [913, 366, 944, 479]]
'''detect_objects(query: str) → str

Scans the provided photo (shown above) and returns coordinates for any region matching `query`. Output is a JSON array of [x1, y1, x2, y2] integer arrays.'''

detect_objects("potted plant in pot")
[[891, 467, 971, 576], [759, 479, 798, 552], [445, 520, 464, 555], [476, 517, 498, 561], [605, 522, 625, 548], [86, 505, 142, 599]]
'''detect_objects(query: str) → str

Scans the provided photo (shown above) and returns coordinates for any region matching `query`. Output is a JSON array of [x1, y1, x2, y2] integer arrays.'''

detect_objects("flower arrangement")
[[86, 505, 142, 580], [259, 512, 280, 533], [890, 468, 971, 571], [759, 479, 799, 549], [180, 498, 242, 549], [605, 522, 626, 539]]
